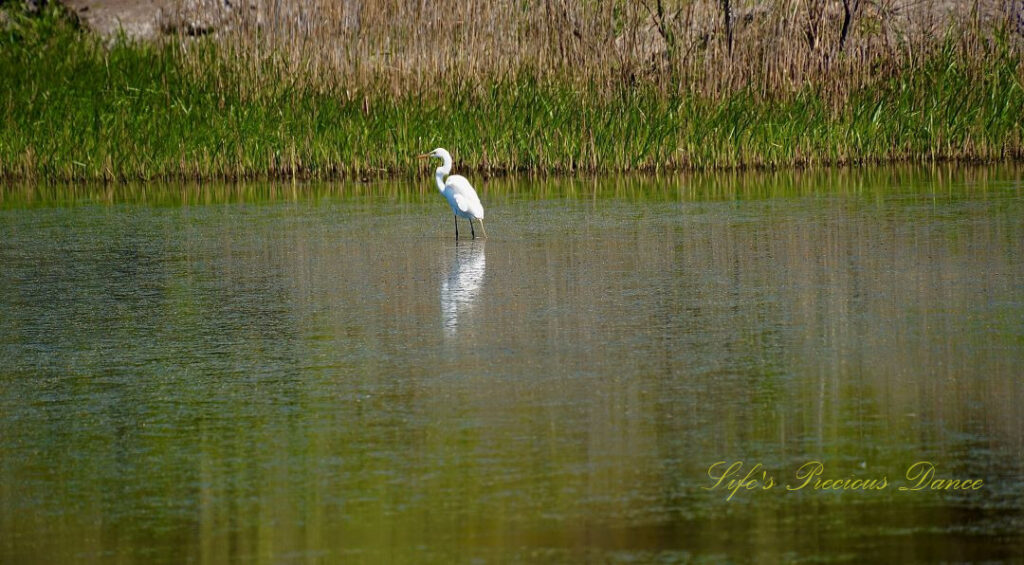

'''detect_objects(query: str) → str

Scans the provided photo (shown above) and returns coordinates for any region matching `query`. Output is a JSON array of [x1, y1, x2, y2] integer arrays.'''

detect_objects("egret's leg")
[[470, 218, 476, 239], [479, 219, 487, 239], [454, 215, 459, 240]]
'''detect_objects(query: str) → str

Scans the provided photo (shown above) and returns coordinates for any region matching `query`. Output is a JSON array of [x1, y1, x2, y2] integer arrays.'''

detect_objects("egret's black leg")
[[470, 219, 476, 239], [454, 215, 459, 240]]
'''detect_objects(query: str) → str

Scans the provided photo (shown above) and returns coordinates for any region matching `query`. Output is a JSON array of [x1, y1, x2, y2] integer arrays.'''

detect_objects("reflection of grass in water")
[[0, 5, 1022, 182], [0, 180, 439, 207], [3, 164, 1020, 208]]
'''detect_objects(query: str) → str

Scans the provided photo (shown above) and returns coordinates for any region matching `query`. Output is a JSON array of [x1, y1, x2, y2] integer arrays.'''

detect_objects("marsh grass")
[[0, 1, 1021, 182]]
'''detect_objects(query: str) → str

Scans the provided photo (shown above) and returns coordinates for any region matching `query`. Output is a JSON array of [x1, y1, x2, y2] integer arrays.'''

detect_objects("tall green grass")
[[0, 4, 1021, 182]]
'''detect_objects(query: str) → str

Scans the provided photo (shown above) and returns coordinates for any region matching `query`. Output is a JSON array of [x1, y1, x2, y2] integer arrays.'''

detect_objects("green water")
[[1, 167, 1022, 563]]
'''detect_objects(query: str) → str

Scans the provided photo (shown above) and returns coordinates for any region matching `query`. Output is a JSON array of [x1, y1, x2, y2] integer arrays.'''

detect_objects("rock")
[[56, 0, 236, 41], [60, 0, 161, 40]]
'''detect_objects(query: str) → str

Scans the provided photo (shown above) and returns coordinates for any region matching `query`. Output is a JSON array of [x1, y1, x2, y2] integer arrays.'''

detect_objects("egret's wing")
[[447, 175, 484, 218], [452, 192, 470, 214]]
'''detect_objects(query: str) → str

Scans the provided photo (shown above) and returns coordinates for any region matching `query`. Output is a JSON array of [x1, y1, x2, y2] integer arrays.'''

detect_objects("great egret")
[[418, 148, 486, 240]]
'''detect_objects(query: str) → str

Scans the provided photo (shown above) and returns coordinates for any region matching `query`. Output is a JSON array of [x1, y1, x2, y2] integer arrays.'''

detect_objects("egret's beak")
[[417, 153, 431, 160]]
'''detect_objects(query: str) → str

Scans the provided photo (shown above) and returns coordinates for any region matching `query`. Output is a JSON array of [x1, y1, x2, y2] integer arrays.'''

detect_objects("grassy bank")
[[0, 3, 1022, 182]]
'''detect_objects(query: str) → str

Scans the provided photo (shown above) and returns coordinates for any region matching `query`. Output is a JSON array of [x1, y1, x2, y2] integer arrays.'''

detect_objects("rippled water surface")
[[1, 168, 1022, 562]]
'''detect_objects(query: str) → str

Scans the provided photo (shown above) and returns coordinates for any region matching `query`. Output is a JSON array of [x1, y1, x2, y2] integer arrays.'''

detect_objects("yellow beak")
[[417, 153, 431, 159]]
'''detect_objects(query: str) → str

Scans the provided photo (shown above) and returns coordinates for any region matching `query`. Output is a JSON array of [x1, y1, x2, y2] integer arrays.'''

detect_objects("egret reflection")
[[441, 242, 486, 335]]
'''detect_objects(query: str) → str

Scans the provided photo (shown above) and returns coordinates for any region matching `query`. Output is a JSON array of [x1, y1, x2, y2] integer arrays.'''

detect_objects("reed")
[[0, 1, 1021, 182]]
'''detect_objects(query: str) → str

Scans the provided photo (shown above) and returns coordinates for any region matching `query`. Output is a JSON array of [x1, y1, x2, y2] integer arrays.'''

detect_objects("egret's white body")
[[418, 148, 486, 239]]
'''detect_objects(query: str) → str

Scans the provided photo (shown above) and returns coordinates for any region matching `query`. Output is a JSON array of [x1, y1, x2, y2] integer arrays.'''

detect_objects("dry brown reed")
[[174, 0, 1023, 103]]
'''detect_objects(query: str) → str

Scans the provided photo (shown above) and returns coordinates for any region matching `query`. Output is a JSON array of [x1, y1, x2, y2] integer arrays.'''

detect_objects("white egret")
[[418, 148, 486, 240]]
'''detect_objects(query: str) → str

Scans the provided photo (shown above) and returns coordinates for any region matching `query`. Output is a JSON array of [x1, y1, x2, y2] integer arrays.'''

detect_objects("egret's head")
[[417, 147, 451, 162]]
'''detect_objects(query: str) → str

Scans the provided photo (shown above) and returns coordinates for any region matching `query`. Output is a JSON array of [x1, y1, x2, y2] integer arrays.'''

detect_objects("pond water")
[[1, 167, 1022, 563]]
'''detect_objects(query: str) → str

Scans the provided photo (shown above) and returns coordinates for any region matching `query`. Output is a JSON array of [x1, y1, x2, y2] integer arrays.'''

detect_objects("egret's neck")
[[433, 155, 452, 193], [434, 168, 446, 193]]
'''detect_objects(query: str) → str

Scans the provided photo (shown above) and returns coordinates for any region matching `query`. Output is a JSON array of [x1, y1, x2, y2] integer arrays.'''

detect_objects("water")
[[1, 167, 1022, 563]]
